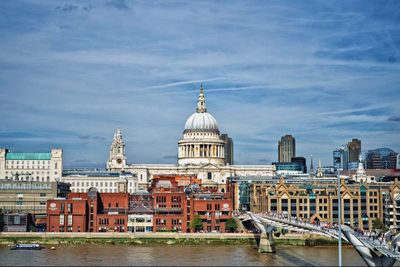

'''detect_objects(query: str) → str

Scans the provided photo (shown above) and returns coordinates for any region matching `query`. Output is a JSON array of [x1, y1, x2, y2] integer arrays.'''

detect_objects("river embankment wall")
[[0, 232, 341, 246]]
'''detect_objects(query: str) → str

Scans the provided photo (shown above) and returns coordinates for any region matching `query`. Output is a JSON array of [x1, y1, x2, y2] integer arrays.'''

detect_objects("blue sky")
[[0, 0, 399, 168]]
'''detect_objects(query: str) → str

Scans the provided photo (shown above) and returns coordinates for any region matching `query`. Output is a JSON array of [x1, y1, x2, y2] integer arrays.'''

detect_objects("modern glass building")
[[365, 148, 398, 169]]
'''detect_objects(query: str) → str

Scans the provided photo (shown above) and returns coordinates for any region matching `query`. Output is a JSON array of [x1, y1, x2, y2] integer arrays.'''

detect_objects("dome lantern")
[[196, 84, 207, 113]]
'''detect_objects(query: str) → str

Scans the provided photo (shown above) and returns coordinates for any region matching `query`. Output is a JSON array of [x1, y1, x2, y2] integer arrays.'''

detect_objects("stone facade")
[[249, 177, 392, 231], [61, 170, 138, 194], [0, 148, 63, 182]]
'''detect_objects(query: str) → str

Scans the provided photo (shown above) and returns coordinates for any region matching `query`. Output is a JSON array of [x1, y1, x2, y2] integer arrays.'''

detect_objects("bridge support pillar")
[[343, 229, 397, 267], [258, 233, 276, 253]]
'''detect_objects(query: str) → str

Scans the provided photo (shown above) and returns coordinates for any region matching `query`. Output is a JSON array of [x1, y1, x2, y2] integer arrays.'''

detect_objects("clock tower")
[[106, 128, 127, 171]]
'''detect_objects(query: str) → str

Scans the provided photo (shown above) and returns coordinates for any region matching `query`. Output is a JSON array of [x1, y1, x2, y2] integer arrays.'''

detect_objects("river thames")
[[1, 244, 387, 266]]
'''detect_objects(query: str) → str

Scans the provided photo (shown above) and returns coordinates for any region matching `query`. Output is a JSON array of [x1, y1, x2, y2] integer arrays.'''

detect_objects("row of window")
[[206, 204, 222, 210], [127, 226, 153, 232], [5, 176, 50, 182], [73, 188, 119, 193], [53, 226, 75, 232], [5, 165, 51, 170], [71, 181, 117, 187], [6, 160, 51, 164], [70, 181, 136, 187], [129, 218, 152, 223], [14, 201, 47, 205], [59, 214, 73, 225], [6, 171, 52, 175]]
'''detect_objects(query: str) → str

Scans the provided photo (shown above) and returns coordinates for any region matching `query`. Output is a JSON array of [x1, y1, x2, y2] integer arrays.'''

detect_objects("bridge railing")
[[254, 212, 400, 256]]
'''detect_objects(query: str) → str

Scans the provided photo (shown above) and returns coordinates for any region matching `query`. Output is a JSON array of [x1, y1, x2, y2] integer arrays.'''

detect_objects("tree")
[[190, 214, 203, 232], [225, 218, 238, 233], [372, 218, 388, 232]]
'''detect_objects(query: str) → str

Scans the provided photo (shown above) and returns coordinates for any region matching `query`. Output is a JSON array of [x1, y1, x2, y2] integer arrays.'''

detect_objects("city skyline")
[[1, 1, 400, 167]]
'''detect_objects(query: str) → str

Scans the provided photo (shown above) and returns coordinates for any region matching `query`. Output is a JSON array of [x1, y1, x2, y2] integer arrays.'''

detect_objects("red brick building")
[[150, 175, 233, 233], [189, 194, 232, 233], [151, 176, 187, 232], [47, 188, 129, 232]]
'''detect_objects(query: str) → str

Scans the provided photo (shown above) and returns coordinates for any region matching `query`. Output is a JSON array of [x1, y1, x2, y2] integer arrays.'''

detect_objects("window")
[[207, 172, 212, 180], [68, 203, 73, 213], [68, 215, 73, 225], [60, 203, 65, 212], [60, 214, 65, 225], [14, 216, 21, 225]]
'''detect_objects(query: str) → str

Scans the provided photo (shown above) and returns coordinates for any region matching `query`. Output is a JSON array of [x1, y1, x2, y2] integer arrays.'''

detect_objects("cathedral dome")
[[183, 85, 220, 134], [184, 112, 219, 133]]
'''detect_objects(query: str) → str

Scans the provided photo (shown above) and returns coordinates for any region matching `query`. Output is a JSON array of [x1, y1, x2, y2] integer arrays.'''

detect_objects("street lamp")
[[338, 168, 342, 267]]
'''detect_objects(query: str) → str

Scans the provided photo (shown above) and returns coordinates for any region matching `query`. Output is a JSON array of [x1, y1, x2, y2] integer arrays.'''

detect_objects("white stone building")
[[107, 85, 275, 191], [0, 148, 62, 182], [61, 170, 138, 194], [127, 214, 153, 233]]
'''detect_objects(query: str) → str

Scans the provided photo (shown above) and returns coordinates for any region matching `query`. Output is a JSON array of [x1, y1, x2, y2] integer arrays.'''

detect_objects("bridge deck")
[[249, 212, 400, 262]]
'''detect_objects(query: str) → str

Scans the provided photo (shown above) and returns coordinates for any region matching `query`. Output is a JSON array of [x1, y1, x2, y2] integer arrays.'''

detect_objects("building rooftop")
[[5, 152, 51, 160], [62, 170, 134, 177]]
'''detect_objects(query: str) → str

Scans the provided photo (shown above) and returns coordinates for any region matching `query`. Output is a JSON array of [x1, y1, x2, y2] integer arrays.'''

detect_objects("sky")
[[0, 0, 399, 168]]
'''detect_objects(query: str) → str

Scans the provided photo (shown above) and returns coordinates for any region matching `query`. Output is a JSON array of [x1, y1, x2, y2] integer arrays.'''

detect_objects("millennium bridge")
[[241, 212, 400, 267]]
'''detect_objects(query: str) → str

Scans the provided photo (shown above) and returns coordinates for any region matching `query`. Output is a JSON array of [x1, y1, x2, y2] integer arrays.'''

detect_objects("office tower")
[[365, 148, 398, 169], [348, 139, 361, 163], [333, 146, 348, 171], [278, 135, 296, 162]]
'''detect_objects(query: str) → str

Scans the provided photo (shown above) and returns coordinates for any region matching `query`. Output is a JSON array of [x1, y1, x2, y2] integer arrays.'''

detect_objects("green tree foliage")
[[190, 214, 203, 232], [225, 218, 238, 233], [372, 218, 388, 232]]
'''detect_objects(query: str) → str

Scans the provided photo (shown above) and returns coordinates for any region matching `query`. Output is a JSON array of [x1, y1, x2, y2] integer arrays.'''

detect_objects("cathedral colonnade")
[[179, 143, 225, 158]]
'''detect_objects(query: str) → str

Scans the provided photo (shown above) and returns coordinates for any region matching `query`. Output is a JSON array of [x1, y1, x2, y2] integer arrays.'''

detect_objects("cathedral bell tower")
[[106, 128, 127, 171]]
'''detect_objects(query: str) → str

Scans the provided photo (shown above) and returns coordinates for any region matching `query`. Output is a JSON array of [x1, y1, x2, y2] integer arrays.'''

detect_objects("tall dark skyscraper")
[[348, 138, 361, 163], [278, 135, 295, 162]]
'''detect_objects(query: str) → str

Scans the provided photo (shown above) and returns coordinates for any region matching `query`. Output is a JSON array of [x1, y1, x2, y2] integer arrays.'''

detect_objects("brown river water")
[[1, 244, 398, 266]]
